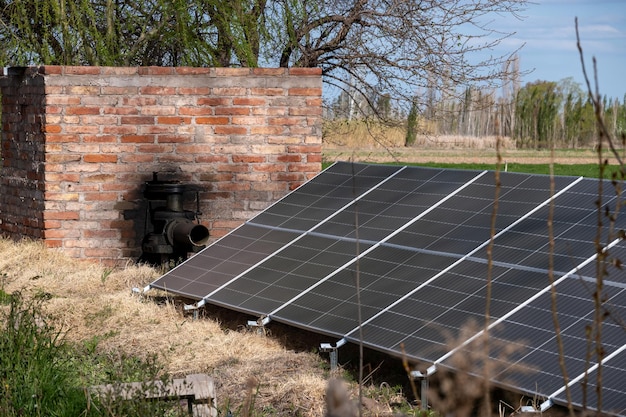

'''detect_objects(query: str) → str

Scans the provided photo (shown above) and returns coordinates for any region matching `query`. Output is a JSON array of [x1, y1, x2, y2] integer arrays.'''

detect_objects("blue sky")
[[490, 0, 626, 98]]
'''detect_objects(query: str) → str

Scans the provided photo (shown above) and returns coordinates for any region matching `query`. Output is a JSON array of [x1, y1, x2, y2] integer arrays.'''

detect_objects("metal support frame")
[[320, 339, 347, 372], [410, 365, 437, 411], [247, 316, 271, 335], [184, 303, 201, 320]]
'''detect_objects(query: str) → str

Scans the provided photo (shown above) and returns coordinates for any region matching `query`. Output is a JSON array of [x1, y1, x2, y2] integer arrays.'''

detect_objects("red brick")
[[178, 87, 211, 95], [233, 97, 267, 106], [251, 88, 284, 96], [195, 155, 229, 163], [179, 107, 214, 116], [137, 144, 174, 153], [66, 86, 100, 95], [44, 240, 63, 248], [176, 144, 213, 153], [215, 68, 250, 76], [65, 125, 100, 134], [141, 106, 176, 116], [46, 96, 81, 105], [232, 116, 265, 125], [157, 135, 192, 143], [277, 154, 302, 163], [103, 106, 138, 115], [290, 106, 323, 116], [103, 125, 137, 135], [233, 155, 266, 163], [158, 116, 191, 125], [272, 172, 303, 182], [82, 174, 117, 182], [121, 154, 154, 163], [64, 66, 101, 75], [216, 164, 250, 173], [43, 220, 62, 229], [121, 116, 155, 125], [269, 117, 303, 126], [288, 87, 322, 96], [216, 182, 250, 191], [44, 229, 80, 238], [250, 126, 285, 135], [196, 116, 229, 125], [138, 67, 175, 75], [175, 67, 212, 75], [214, 126, 247, 135], [45, 124, 62, 133], [215, 107, 250, 115], [254, 164, 285, 173], [252, 68, 286, 76], [46, 154, 81, 163], [289, 144, 322, 153], [121, 135, 154, 143], [212, 87, 246, 96], [81, 115, 119, 125], [84, 154, 118, 163], [43, 211, 80, 220], [198, 97, 230, 106], [83, 192, 118, 201], [288, 67, 322, 75], [123, 97, 157, 106], [139, 86, 176, 95], [84, 229, 119, 238], [83, 135, 117, 143], [100, 67, 139, 76], [44, 173, 80, 182], [289, 162, 321, 172], [41, 66, 63, 75]]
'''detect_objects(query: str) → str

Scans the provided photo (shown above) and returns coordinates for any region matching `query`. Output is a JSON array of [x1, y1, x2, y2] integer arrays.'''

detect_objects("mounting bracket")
[[320, 339, 347, 372]]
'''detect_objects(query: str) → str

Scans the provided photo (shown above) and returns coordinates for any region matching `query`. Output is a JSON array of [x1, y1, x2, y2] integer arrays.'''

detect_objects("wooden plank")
[[89, 373, 217, 417]]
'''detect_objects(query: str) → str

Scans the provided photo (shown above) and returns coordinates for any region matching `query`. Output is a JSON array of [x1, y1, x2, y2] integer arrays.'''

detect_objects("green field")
[[323, 161, 624, 179]]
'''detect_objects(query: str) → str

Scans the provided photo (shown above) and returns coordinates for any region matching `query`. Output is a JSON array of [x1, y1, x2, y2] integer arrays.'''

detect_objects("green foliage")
[[0, 291, 86, 417], [514, 81, 563, 149], [0, 291, 190, 417], [406, 99, 419, 146], [0, 0, 265, 67]]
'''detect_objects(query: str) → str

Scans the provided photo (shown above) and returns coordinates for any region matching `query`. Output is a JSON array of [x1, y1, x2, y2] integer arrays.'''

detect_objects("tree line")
[[330, 72, 626, 149]]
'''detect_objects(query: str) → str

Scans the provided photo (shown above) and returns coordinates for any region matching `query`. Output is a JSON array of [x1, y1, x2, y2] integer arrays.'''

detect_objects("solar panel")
[[149, 162, 626, 416]]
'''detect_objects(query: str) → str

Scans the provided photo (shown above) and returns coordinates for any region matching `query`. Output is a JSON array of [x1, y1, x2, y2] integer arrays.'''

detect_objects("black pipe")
[[165, 218, 210, 247]]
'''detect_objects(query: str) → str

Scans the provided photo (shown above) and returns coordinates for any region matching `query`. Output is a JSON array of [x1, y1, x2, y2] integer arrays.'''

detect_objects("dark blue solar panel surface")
[[150, 162, 626, 416]]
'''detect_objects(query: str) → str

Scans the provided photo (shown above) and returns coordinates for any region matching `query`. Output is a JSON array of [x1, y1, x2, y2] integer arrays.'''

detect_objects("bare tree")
[[267, 0, 527, 113]]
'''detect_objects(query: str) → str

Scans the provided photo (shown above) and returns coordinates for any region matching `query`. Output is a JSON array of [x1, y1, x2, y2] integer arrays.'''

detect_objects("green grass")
[[323, 161, 624, 179]]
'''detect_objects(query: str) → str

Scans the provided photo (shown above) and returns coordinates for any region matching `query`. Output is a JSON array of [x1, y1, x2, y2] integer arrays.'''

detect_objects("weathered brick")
[[197, 97, 230, 106], [121, 116, 155, 125], [121, 135, 155, 143], [288, 87, 322, 96], [158, 116, 191, 125], [215, 107, 250, 115], [84, 154, 118, 163], [1, 64, 322, 265], [214, 126, 248, 135], [196, 116, 229, 125], [233, 155, 266, 163]]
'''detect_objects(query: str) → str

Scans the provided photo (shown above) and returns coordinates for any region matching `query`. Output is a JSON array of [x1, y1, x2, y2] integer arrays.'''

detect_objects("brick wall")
[[0, 66, 322, 266]]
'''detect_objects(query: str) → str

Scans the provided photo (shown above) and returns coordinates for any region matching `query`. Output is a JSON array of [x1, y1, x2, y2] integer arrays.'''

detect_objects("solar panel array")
[[150, 162, 626, 416]]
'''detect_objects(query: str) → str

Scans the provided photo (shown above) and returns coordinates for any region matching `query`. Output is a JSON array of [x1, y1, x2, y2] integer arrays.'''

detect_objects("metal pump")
[[139, 172, 209, 266]]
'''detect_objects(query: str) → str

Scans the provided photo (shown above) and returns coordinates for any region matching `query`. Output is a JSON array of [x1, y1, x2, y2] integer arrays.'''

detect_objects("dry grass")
[[0, 237, 328, 416], [322, 119, 615, 165]]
